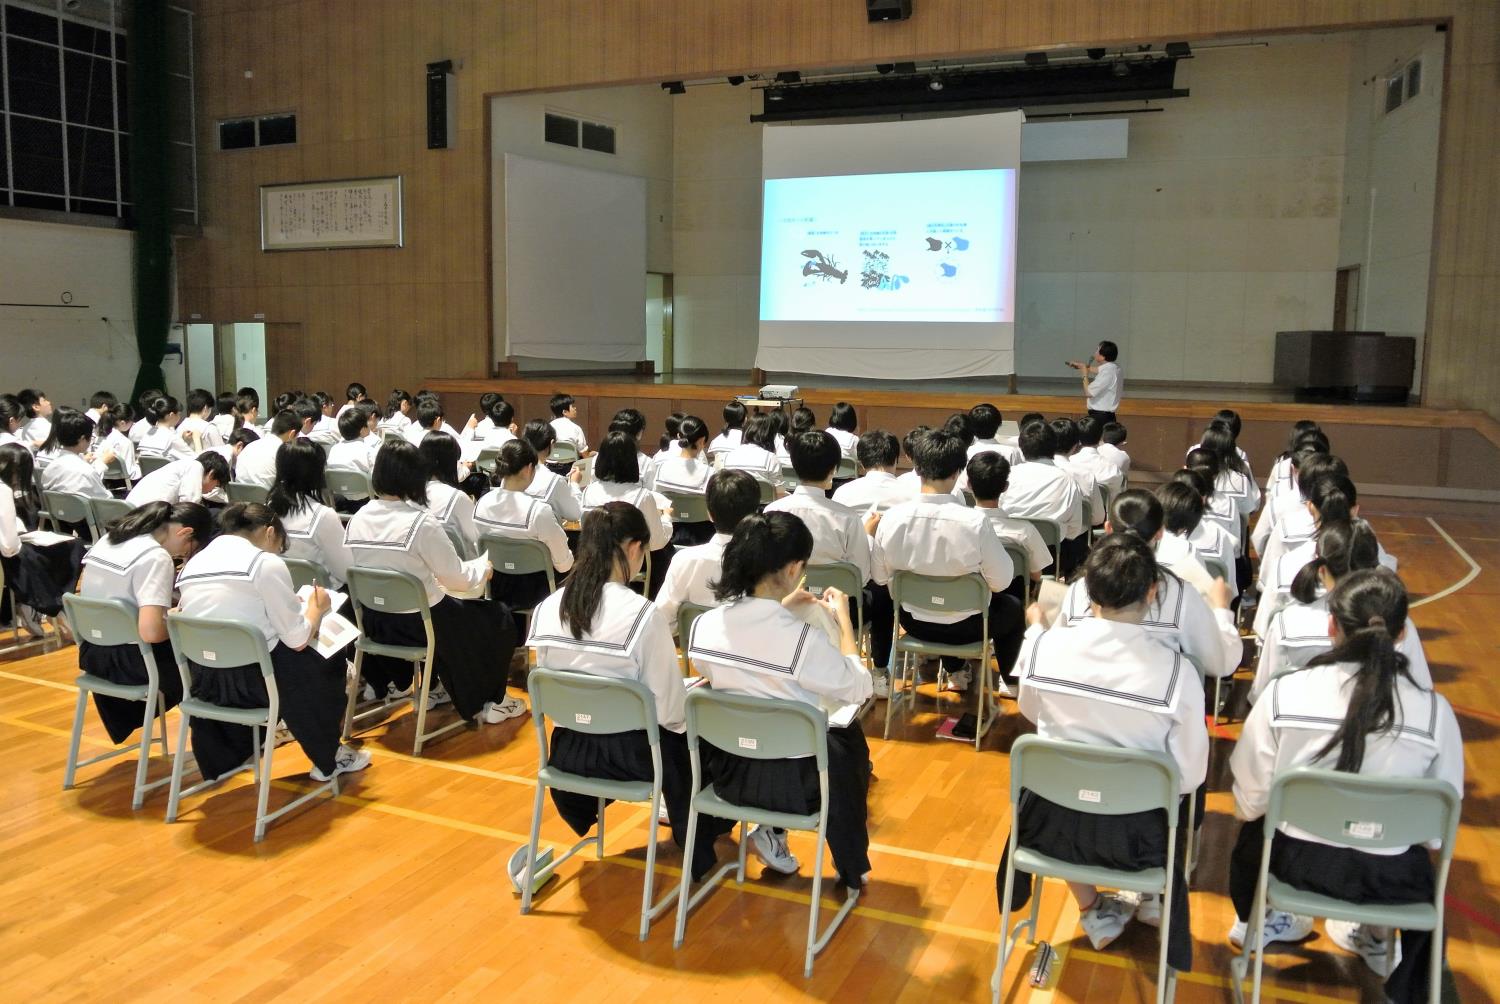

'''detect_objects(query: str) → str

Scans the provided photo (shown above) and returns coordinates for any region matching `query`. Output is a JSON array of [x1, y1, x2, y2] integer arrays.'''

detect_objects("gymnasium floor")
[[1, 507, 1494, 1001]]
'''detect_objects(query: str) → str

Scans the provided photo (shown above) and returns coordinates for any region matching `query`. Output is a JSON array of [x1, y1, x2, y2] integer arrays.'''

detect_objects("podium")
[[1273, 331, 1414, 404]]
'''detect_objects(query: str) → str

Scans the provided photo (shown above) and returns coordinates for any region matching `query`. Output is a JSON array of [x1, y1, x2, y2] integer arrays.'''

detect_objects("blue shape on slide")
[[952, 236, 970, 250], [939, 263, 958, 277]]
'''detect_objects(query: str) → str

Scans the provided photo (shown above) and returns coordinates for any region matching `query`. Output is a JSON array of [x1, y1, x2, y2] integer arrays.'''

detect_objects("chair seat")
[[1267, 876, 1440, 930], [1012, 847, 1167, 895], [896, 636, 987, 659], [356, 640, 428, 661], [693, 786, 820, 833], [178, 698, 272, 726], [537, 765, 655, 804], [74, 673, 150, 701]]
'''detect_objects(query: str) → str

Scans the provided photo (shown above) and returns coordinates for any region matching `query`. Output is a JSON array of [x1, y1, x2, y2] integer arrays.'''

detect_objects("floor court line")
[[1410, 518, 1482, 609]]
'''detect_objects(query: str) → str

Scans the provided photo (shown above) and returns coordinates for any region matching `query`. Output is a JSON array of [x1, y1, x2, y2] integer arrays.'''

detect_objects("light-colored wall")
[[1338, 26, 1443, 387]]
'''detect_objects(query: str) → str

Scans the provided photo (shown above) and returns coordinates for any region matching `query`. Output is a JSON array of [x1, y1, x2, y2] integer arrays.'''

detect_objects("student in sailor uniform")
[[37, 408, 112, 505], [1157, 479, 1235, 601], [1098, 421, 1131, 476], [825, 400, 860, 463], [654, 412, 685, 457], [582, 431, 674, 596], [135, 396, 182, 459], [96, 404, 141, 489], [831, 430, 908, 513], [305, 391, 341, 448], [528, 502, 730, 879], [176, 503, 369, 783], [174, 389, 225, 458], [764, 431, 874, 586], [966, 403, 1024, 466], [1265, 422, 1322, 502], [1005, 533, 1206, 964], [999, 420, 1087, 577], [75, 501, 212, 744], [1250, 444, 1340, 578], [127, 391, 159, 446], [1229, 569, 1462, 1003], [520, 420, 584, 526], [1, 443, 88, 634], [266, 438, 353, 588], [17, 387, 53, 449], [1198, 423, 1261, 517], [1168, 468, 1239, 592], [687, 511, 874, 886], [234, 410, 298, 490], [377, 389, 414, 437], [418, 432, 480, 558], [0, 394, 29, 451], [653, 469, 759, 628], [125, 451, 230, 508], [869, 429, 1022, 694], [474, 439, 574, 639], [650, 415, 716, 546], [722, 414, 787, 498], [965, 452, 1052, 585], [1251, 518, 1428, 703], [235, 389, 260, 434], [707, 399, 747, 458], [343, 440, 521, 724], [607, 408, 658, 490]]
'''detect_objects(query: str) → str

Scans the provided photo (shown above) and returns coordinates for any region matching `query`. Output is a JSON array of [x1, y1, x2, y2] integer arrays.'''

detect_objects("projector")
[[760, 384, 800, 401]]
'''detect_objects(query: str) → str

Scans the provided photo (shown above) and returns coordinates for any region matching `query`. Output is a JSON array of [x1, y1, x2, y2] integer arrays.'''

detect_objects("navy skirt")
[[78, 638, 182, 744]]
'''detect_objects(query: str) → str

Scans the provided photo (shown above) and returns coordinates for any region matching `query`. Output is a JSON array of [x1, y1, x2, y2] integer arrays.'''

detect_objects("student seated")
[[326, 406, 378, 512], [176, 503, 369, 783], [520, 420, 583, 524], [0, 444, 88, 635], [708, 399, 746, 456], [474, 439, 574, 638], [173, 389, 224, 458], [306, 391, 341, 447], [419, 433, 480, 559], [338, 381, 367, 419], [210, 391, 241, 443], [96, 404, 141, 486], [1250, 443, 1338, 574], [825, 401, 859, 459], [892, 424, 931, 495], [1071, 414, 1125, 494], [831, 430, 907, 512], [344, 440, 520, 723], [1265, 422, 1323, 501], [235, 409, 298, 489], [17, 387, 54, 448], [1167, 469, 1238, 594], [654, 412, 685, 456], [267, 438, 353, 588], [1198, 423, 1261, 518], [1228, 569, 1462, 1003], [1098, 421, 1131, 476], [527, 503, 728, 878], [607, 408, 655, 488], [1008, 533, 1206, 965], [1253, 467, 1369, 636], [404, 395, 454, 448], [377, 389, 414, 437], [582, 431, 673, 594], [464, 392, 501, 441], [75, 501, 212, 743], [125, 451, 230, 508], [1157, 480, 1233, 600], [965, 452, 1051, 584], [0, 394, 29, 451], [776, 407, 815, 464], [547, 392, 591, 468], [481, 399, 518, 447], [651, 415, 715, 546], [967, 403, 1023, 465], [765, 431, 872, 584], [687, 511, 873, 886], [722, 414, 786, 496], [37, 408, 112, 502], [1048, 417, 1106, 527], [998, 420, 1086, 576], [1190, 409, 1255, 481], [134, 395, 182, 458], [654, 469, 759, 626], [869, 429, 1022, 693]]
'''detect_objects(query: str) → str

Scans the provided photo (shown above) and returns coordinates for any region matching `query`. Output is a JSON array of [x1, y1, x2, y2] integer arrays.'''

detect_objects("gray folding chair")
[[0, 561, 53, 655], [480, 534, 557, 631], [885, 570, 997, 750], [1022, 517, 1065, 580], [661, 491, 710, 527], [804, 560, 865, 659], [780, 464, 801, 488], [676, 601, 713, 674], [1080, 497, 1097, 543], [834, 456, 859, 481], [1231, 768, 1461, 1004], [756, 477, 775, 506], [226, 481, 269, 504], [89, 497, 134, 534], [673, 688, 859, 977], [381, 429, 406, 446], [520, 668, 676, 939], [472, 445, 502, 477], [60, 594, 172, 809], [995, 736, 1181, 1004], [1202, 554, 1231, 585], [99, 454, 134, 489], [164, 613, 339, 841], [1002, 541, 1033, 607], [547, 442, 580, 467], [137, 453, 171, 477], [281, 556, 331, 591], [324, 468, 372, 510], [343, 566, 457, 756], [43, 489, 97, 538]]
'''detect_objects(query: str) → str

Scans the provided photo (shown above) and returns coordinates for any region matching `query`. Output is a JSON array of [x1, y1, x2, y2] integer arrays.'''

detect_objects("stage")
[[426, 371, 1500, 507]]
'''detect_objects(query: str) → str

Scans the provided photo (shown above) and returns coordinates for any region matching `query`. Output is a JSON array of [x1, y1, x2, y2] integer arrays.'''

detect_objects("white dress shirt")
[[525, 466, 583, 523], [1250, 597, 1430, 704], [831, 470, 910, 513], [176, 534, 310, 649], [98, 428, 140, 481], [424, 480, 480, 559], [280, 501, 354, 587], [764, 485, 872, 583], [652, 454, 713, 497], [39, 450, 110, 499], [1086, 361, 1123, 411], [1000, 459, 1084, 539], [0, 489, 21, 558], [1054, 453, 1106, 527], [128, 418, 151, 446], [344, 498, 489, 605], [474, 487, 574, 574], [529, 581, 685, 732], [136, 424, 176, 458], [653, 532, 729, 625], [125, 459, 207, 506], [1018, 619, 1207, 794], [1070, 445, 1125, 494], [978, 506, 1052, 574], [1053, 569, 1240, 679], [465, 416, 493, 442], [22, 415, 51, 447], [581, 480, 671, 550], [871, 493, 1014, 624], [969, 438, 1025, 467], [80, 533, 175, 609], [723, 443, 785, 492], [175, 415, 224, 457], [1097, 442, 1131, 475], [1232, 662, 1462, 852], [307, 415, 340, 447], [549, 416, 589, 454], [0, 430, 30, 454], [234, 434, 284, 488], [326, 439, 376, 495]]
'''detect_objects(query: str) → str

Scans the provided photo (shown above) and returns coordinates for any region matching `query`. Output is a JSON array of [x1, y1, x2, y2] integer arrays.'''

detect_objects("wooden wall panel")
[[183, 1, 1498, 419]]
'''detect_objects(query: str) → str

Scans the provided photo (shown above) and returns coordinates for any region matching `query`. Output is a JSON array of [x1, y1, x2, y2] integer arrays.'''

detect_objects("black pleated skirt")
[[78, 638, 183, 744], [1, 538, 86, 616], [356, 594, 516, 721], [670, 520, 715, 547]]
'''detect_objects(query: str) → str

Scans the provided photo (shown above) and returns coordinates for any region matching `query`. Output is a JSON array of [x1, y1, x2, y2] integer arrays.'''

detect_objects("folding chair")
[[661, 491, 710, 528], [673, 688, 859, 977], [547, 442, 580, 467], [43, 490, 97, 538], [226, 481, 269, 504], [137, 453, 171, 477], [756, 477, 775, 506], [1231, 768, 1460, 1004], [1022, 517, 1065, 580], [1081, 497, 1097, 544], [519, 668, 676, 940], [324, 469, 372, 515], [381, 429, 406, 446], [472, 446, 502, 477], [89, 497, 134, 534], [995, 736, 1182, 1004], [1002, 542, 1033, 607], [281, 556, 331, 591], [99, 454, 134, 490], [60, 594, 172, 809], [343, 566, 458, 755], [834, 456, 859, 481], [480, 534, 556, 633], [804, 560, 865, 659], [164, 613, 340, 841], [884, 570, 997, 750], [676, 601, 713, 675], [780, 464, 800, 488], [0, 562, 51, 655]]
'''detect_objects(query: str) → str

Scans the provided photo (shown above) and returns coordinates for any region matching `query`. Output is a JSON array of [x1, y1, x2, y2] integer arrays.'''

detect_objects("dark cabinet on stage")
[[1273, 330, 1415, 404]]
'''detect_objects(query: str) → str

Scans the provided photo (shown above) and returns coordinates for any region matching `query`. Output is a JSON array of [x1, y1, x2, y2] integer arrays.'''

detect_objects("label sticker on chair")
[[1078, 788, 1101, 803], [930, 595, 945, 605], [574, 713, 591, 725], [90, 629, 102, 639], [738, 736, 758, 750], [1344, 819, 1384, 840], [202, 650, 217, 662], [504, 562, 516, 570], [373, 596, 385, 606]]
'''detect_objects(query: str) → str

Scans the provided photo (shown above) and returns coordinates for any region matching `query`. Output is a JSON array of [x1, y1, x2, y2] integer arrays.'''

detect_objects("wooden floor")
[[2, 507, 1496, 1002]]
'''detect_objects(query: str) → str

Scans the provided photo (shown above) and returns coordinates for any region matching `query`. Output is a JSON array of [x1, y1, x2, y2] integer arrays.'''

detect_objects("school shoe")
[[360, 681, 378, 703], [310, 744, 372, 782], [872, 673, 891, 699], [941, 667, 972, 693], [1325, 919, 1402, 978], [477, 695, 527, 724], [1228, 910, 1315, 951], [749, 825, 799, 875], [385, 682, 412, 702], [424, 684, 453, 710], [272, 720, 294, 747], [1079, 893, 1137, 950], [1133, 892, 1163, 928], [15, 603, 46, 638]]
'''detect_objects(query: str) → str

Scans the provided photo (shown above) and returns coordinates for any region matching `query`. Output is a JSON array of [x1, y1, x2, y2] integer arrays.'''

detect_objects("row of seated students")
[[22, 379, 1461, 1003]]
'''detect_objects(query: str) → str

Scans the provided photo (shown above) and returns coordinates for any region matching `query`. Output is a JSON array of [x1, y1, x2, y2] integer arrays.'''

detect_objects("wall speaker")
[[866, 0, 912, 22], [427, 60, 455, 149]]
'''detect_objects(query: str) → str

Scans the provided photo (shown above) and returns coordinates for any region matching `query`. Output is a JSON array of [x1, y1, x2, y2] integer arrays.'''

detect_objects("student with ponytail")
[[75, 501, 211, 742], [135, 395, 182, 458], [527, 502, 727, 880], [651, 415, 715, 545], [1251, 443, 1340, 567], [709, 399, 747, 455], [1266, 422, 1323, 499], [474, 439, 574, 638], [1230, 568, 1462, 1000], [0, 394, 29, 451], [583, 430, 674, 593]]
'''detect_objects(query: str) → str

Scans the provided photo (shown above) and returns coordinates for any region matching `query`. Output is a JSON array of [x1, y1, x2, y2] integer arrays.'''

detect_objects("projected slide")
[[759, 168, 1017, 324]]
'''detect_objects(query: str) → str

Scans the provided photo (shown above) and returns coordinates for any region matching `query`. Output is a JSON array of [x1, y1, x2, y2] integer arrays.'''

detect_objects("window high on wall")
[[0, 0, 197, 225]]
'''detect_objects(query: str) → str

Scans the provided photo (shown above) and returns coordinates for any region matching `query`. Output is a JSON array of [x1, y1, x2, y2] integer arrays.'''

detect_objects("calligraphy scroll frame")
[[259, 175, 404, 251]]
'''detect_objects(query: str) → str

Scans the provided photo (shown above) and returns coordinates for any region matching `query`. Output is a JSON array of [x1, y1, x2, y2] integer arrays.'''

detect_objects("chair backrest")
[[382, 429, 406, 445], [100, 454, 131, 482], [480, 534, 555, 586], [803, 561, 862, 601], [281, 556, 331, 590], [1024, 517, 1062, 547], [834, 456, 859, 480], [473, 446, 502, 476], [756, 478, 775, 505], [167, 612, 275, 678], [548, 442, 580, 465], [685, 687, 828, 768], [1266, 767, 1460, 853], [43, 490, 94, 530], [1002, 542, 1031, 604], [677, 601, 713, 648], [137, 453, 171, 477], [1080, 497, 1094, 533], [345, 565, 431, 618], [661, 491, 710, 525], [89, 497, 134, 533], [780, 464, 800, 487], [324, 468, 372, 500], [961, 489, 977, 507], [227, 481, 269, 504], [1202, 555, 1231, 583], [528, 667, 660, 743], [889, 570, 990, 619], [62, 593, 141, 648], [1009, 735, 1180, 826]]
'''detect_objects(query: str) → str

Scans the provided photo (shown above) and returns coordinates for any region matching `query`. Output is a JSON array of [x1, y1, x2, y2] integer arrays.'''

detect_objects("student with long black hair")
[[583, 431, 673, 593], [1251, 440, 1336, 563], [709, 399, 747, 455], [419, 431, 480, 558], [76, 501, 212, 742], [267, 437, 353, 587], [474, 439, 574, 639], [520, 419, 584, 524], [1159, 476, 1237, 600], [37, 408, 111, 502], [825, 401, 859, 459], [378, 388, 414, 436], [651, 415, 715, 546], [1199, 423, 1260, 516], [1266, 421, 1322, 498], [723, 414, 786, 496], [1, 443, 88, 635], [527, 501, 728, 879], [135, 395, 182, 458], [688, 510, 873, 886], [0, 394, 28, 451], [1229, 568, 1462, 1001]]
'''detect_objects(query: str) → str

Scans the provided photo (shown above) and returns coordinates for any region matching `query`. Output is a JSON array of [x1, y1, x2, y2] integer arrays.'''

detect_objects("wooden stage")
[[427, 374, 1500, 505], [2, 506, 1497, 1001]]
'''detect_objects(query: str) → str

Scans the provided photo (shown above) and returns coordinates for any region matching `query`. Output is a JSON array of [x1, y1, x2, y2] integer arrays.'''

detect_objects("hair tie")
[[1366, 615, 1386, 629]]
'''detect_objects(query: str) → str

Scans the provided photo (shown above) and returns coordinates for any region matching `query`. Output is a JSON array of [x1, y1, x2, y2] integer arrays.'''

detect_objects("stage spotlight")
[[894, 61, 917, 74], [1164, 41, 1192, 58], [875, 63, 895, 74], [927, 77, 944, 91], [1086, 47, 1106, 60], [662, 80, 686, 94], [775, 70, 801, 84], [1025, 51, 1048, 67], [726, 75, 745, 86], [1111, 61, 1131, 78]]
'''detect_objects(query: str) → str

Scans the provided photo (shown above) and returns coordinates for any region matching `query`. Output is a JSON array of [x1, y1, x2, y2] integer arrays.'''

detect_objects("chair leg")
[[341, 650, 363, 742], [253, 724, 274, 842], [62, 688, 88, 790], [736, 821, 749, 884], [673, 806, 702, 947], [412, 658, 432, 756], [639, 788, 661, 941], [1155, 839, 1176, 1004], [132, 692, 156, 810], [165, 712, 192, 823], [596, 796, 607, 859], [156, 694, 171, 757], [805, 825, 828, 978], [521, 780, 547, 915]]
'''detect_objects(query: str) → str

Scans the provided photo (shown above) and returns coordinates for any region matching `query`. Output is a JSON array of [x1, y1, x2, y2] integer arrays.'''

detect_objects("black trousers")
[[868, 584, 1025, 679], [998, 790, 1193, 972], [1088, 409, 1117, 426], [357, 594, 517, 720], [1229, 822, 1440, 1004], [78, 639, 183, 744], [548, 726, 730, 881], [707, 722, 871, 887], [187, 643, 347, 780], [670, 520, 715, 548], [489, 569, 554, 642], [1058, 534, 1090, 579]]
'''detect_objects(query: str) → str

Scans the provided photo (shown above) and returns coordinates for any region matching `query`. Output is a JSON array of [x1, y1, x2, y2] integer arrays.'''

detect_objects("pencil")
[[796, 573, 807, 592]]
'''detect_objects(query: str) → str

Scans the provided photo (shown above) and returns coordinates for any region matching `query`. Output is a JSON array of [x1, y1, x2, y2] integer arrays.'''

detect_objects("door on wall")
[[216, 322, 267, 405], [183, 323, 216, 393], [646, 272, 674, 376], [1333, 266, 1360, 331]]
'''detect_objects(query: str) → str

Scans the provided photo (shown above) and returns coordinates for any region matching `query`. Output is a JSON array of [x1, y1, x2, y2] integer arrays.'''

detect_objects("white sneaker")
[[360, 681, 378, 703], [657, 801, 671, 825], [941, 668, 972, 692], [477, 695, 526, 724], [385, 681, 412, 702], [1228, 910, 1315, 951], [1080, 893, 1136, 950], [749, 825, 799, 875], [1134, 892, 1163, 928], [424, 684, 452, 710], [1326, 919, 1402, 978], [272, 720, 294, 747], [872, 673, 891, 699], [310, 744, 372, 781], [15, 603, 46, 638]]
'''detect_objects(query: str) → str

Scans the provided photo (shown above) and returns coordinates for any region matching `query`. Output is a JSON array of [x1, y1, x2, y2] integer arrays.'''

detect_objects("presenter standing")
[[1067, 341, 1122, 425]]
